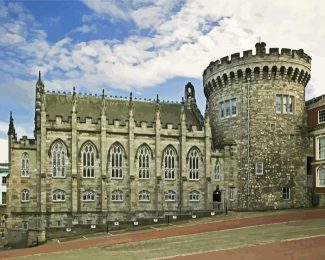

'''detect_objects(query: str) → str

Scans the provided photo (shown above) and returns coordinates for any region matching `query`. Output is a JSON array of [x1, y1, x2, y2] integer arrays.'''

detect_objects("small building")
[[306, 95, 325, 206], [0, 163, 8, 236]]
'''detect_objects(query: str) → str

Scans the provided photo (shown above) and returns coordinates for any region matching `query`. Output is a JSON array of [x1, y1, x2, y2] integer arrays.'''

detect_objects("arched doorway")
[[213, 185, 223, 211]]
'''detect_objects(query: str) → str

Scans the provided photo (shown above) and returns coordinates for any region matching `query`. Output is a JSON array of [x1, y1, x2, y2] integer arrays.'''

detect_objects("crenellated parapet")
[[11, 136, 36, 149], [203, 42, 311, 99]]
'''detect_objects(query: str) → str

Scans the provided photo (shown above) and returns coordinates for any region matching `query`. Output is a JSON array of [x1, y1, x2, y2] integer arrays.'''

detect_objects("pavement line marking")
[[83, 236, 88, 240], [150, 226, 159, 230], [283, 234, 325, 242]]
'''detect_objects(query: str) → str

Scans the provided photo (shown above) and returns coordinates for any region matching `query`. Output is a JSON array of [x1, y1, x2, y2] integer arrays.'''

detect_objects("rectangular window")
[[225, 100, 231, 117], [319, 110, 325, 124], [231, 99, 236, 116], [1, 192, 6, 205], [317, 167, 325, 187], [220, 102, 224, 118], [220, 98, 237, 118], [282, 187, 290, 200], [275, 94, 294, 114], [276, 95, 282, 113], [229, 188, 235, 201], [283, 95, 287, 113], [2, 176, 6, 185], [255, 162, 263, 175], [318, 136, 325, 160], [288, 96, 294, 113]]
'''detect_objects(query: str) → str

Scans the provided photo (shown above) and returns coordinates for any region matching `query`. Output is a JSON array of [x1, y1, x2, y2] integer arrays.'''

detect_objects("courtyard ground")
[[0, 208, 324, 259]]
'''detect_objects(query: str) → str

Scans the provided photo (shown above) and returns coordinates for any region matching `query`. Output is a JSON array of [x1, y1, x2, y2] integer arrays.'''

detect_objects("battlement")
[[11, 136, 36, 148], [203, 42, 312, 98], [45, 90, 181, 104], [204, 42, 311, 77]]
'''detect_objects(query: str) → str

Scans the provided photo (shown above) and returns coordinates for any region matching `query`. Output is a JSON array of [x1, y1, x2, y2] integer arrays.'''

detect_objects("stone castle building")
[[6, 42, 320, 230]]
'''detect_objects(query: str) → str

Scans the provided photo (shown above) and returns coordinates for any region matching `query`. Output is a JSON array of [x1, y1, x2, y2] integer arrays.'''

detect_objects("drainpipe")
[[247, 77, 251, 209]]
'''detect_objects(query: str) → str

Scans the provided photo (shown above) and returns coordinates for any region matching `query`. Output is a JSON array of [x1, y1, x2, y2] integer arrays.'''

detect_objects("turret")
[[35, 71, 45, 138], [203, 42, 311, 99], [204, 42, 312, 210], [7, 112, 16, 140], [184, 82, 196, 108]]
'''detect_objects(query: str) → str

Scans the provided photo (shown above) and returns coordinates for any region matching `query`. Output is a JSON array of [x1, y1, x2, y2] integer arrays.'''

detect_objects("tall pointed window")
[[21, 153, 29, 177], [111, 144, 124, 179], [189, 148, 200, 180], [138, 145, 151, 179], [52, 141, 67, 177], [164, 146, 177, 180], [81, 142, 96, 178]]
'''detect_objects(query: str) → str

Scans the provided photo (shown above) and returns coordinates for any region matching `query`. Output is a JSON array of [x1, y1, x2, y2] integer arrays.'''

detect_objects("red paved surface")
[[171, 235, 325, 260], [0, 210, 324, 259]]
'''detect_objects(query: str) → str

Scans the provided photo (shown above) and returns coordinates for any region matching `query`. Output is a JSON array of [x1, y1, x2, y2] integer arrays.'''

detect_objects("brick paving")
[[0, 209, 324, 259]]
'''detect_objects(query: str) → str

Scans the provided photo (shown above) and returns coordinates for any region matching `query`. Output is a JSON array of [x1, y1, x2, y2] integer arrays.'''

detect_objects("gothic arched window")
[[81, 142, 96, 178], [139, 190, 150, 202], [189, 190, 200, 201], [53, 189, 65, 202], [111, 190, 123, 202], [164, 190, 176, 201], [21, 153, 29, 177], [189, 148, 200, 180], [164, 146, 177, 180], [82, 190, 95, 201], [111, 144, 124, 179], [21, 189, 29, 202], [138, 145, 151, 179], [51, 141, 67, 177]]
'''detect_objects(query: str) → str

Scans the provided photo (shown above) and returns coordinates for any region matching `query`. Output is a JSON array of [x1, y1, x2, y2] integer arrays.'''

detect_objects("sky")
[[0, 0, 325, 163]]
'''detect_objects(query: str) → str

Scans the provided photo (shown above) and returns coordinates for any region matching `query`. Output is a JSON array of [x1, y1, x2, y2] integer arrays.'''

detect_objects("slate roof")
[[45, 93, 204, 129]]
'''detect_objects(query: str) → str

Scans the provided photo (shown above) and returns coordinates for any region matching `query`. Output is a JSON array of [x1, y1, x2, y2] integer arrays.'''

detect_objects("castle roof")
[[45, 93, 203, 129]]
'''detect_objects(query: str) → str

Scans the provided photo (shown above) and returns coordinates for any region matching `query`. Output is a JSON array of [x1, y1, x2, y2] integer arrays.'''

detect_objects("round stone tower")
[[203, 42, 311, 210]]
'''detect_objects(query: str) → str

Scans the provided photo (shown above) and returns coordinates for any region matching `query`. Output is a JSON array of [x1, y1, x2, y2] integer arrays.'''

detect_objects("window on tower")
[[220, 98, 237, 118], [255, 162, 264, 175], [275, 94, 294, 114]]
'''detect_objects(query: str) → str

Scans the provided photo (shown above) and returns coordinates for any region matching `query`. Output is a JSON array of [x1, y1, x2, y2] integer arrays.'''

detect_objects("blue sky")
[[1, 0, 325, 162]]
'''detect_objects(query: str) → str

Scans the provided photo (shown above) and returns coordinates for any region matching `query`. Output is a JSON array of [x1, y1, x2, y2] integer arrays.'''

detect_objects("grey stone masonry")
[[204, 42, 311, 210]]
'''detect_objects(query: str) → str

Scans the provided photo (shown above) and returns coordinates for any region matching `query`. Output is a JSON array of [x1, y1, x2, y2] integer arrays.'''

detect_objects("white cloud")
[[0, 121, 31, 139], [73, 24, 98, 34], [1, 0, 325, 106], [0, 139, 8, 163], [82, 0, 131, 21]]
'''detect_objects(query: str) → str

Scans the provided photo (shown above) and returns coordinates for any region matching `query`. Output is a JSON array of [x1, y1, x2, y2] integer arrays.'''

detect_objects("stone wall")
[[204, 43, 311, 210]]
